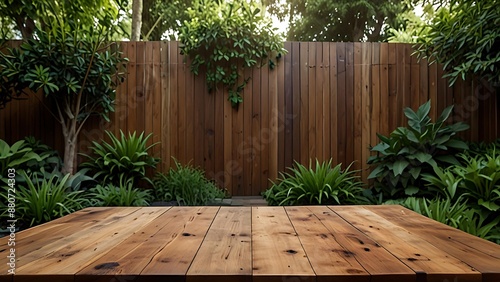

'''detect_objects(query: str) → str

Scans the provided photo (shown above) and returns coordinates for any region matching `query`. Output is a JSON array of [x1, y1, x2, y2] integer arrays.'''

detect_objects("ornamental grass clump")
[[263, 159, 367, 206]]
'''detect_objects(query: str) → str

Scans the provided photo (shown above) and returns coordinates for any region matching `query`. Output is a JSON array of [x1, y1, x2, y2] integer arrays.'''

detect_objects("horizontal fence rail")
[[1, 41, 498, 195]]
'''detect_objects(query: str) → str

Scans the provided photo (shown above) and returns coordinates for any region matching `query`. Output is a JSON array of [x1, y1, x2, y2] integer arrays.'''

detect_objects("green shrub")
[[16, 136, 63, 179], [455, 152, 500, 212], [467, 140, 500, 158], [153, 160, 226, 206], [263, 159, 367, 206], [394, 197, 500, 243], [88, 179, 152, 207], [1, 172, 88, 227], [368, 100, 469, 199], [0, 139, 43, 182], [80, 130, 159, 187], [423, 151, 500, 213]]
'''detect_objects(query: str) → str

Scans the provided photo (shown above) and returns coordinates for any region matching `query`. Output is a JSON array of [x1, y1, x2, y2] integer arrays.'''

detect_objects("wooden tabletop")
[[1, 205, 500, 282]]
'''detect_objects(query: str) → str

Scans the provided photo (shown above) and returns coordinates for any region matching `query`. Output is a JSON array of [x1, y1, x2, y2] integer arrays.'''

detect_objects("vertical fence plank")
[[177, 44, 187, 165], [268, 56, 279, 189], [251, 63, 262, 194], [277, 43, 286, 174], [281, 42, 293, 172], [160, 41, 170, 172], [346, 42, 355, 169], [429, 61, 438, 120], [126, 42, 137, 138], [291, 42, 301, 166], [419, 57, 429, 108], [360, 43, 372, 181], [379, 43, 390, 137], [260, 61, 270, 191], [328, 43, 338, 165], [322, 42, 331, 162], [410, 49, 420, 110], [115, 42, 128, 138], [299, 42, 309, 165], [313, 43, 323, 162], [135, 42, 146, 135], [370, 43, 380, 145], [243, 67, 254, 196], [151, 42, 162, 165], [353, 43, 363, 171], [307, 42, 317, 162], [169, 41, 179, 169], [231, 73, 245, 195], [193, 55, 205, 170], [336, 43, 347, 166], [144, 41, 154, 142], [388, 44, 398, 132]]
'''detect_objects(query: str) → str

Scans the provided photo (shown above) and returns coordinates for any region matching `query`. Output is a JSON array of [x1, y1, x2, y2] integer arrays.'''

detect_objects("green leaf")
[[414, 152, 433, 164], [393, 160, 410, 176], [368, 166, 385, 179], [404, 186, 420, 196], [478, 199, 500, 212]]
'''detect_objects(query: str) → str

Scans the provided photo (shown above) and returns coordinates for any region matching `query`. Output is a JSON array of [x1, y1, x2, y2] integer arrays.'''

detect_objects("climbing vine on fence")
[[179, 0, 286, 108]]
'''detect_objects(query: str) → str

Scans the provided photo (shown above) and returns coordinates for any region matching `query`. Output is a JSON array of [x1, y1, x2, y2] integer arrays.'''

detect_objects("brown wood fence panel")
[[1, 41, 499, 196]]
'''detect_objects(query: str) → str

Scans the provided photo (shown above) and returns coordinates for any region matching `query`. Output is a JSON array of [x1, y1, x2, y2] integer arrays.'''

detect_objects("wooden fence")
[[1, 41, 498, 196]]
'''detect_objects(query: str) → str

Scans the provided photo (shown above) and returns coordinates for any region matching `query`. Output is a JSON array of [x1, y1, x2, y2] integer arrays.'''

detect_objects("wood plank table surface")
[[2, 205, 500, 282]]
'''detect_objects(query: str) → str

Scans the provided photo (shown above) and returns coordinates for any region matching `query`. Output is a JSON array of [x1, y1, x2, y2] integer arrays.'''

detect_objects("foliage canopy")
[[0, 0, 128, 39], [265, 0, 409, 42], [416, 0, 500, 86]]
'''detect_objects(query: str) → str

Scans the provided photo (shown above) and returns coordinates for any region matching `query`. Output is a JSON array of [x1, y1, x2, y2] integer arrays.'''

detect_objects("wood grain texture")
[[252, 206, 315, 282], [366, 205, 500, 282], [333, 206, 481, 282], [3, 206, 500, 282], [139, 207, 219, 276], [285, 206, 369, 282], [0, 41, 496, 196], [187, 207, 251, 282], [14, 208, 164, 282]]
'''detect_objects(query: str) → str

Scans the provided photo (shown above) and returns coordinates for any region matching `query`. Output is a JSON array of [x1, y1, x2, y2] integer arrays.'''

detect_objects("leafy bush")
[[0, 139, 43, 181], [88, 179, 153, 207], [80, 130, 159, 187], [153, 160, 226, 206], [467, 139, 500, 157], [393, 196, 500, 242], [455, 152, 500, 212], [263, 159, 367, 206], [368, 100, 469, 199], [1, 172, 88, 227], [16, 136, 63, 178], [425, 152, 500, 213]]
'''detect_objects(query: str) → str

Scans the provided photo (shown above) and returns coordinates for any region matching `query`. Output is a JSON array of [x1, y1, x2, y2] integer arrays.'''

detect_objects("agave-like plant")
[[264, 159, 367, 206], [88, 177, 153, 207], [4, 172, 88, 226], [80, 130, 159, 186]]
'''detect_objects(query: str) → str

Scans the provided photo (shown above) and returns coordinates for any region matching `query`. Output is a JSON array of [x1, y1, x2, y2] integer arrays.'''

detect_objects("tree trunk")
[[15, 15, 35, 39], [131, 0, 143, 41], [61, 123, 78, 175]]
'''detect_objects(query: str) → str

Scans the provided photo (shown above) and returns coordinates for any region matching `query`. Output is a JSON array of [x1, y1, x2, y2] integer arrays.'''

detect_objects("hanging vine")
[[179, 0, 286, 108]]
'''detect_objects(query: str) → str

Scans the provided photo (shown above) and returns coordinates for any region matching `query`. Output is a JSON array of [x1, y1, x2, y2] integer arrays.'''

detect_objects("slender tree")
[[0, 14, 127, 174], [131, 0, 143, 41]]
